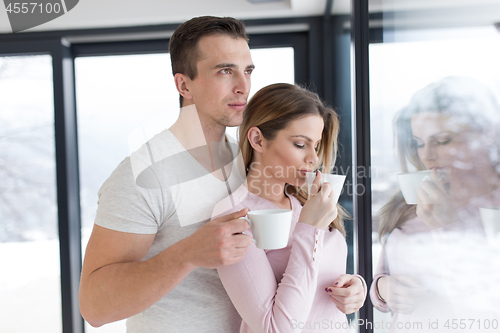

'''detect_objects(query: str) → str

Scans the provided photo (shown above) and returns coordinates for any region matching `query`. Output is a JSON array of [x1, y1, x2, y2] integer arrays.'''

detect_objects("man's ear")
[[247, 127, 265, 153], [174, 73, 193, 101]]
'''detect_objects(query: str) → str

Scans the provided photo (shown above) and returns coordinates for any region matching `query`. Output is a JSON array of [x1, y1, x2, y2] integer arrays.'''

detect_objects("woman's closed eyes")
[[413, 132, 453, 149], [293, 142, 319, 151]]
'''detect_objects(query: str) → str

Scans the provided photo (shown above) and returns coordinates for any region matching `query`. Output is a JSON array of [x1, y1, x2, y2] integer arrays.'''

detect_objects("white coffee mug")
[[306, 172, 346, 203], [321, 174, 346, 204], [396, 170, 432, 205], [239, 209, 292, 250], [479, 207, 500, 242]]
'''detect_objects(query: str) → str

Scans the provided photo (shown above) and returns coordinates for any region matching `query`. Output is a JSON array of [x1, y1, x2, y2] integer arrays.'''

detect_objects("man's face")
[[185, 35, 254, 128]]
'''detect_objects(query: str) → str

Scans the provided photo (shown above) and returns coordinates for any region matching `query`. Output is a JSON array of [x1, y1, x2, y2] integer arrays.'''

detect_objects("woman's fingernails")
[[325, 287, 332, 292], [334, 282, 339, 286]]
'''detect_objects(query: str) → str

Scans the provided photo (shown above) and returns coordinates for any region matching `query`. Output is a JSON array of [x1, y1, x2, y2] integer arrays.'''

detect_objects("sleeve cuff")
[[370, 275, 391, 313], [353, 274, 368, 299], [293, 222, 325, 263]]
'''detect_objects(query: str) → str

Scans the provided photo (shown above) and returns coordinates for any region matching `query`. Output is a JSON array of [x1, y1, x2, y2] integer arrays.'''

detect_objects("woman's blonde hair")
[[239, 83, 348, 236]]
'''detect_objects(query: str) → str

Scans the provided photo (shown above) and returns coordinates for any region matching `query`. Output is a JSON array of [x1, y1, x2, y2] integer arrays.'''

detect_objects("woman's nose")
[[306, 147, 319, 165], [420, 143, 437, 161]]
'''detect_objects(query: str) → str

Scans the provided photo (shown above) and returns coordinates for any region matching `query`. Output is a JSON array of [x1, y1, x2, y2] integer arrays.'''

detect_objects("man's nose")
[[233, 72, 250, 95]]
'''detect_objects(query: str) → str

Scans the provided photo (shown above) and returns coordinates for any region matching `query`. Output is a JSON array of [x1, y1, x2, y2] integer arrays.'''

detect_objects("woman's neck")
[[245, 162, 291, 209]]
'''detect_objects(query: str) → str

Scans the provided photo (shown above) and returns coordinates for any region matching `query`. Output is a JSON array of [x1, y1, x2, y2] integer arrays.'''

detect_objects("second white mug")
[[239, 209, 292, 250]]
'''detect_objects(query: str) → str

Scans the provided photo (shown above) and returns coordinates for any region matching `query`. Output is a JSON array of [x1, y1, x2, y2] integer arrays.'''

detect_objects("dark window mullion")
[[351, 0, 373, 331], [51, 40, 84, 333]]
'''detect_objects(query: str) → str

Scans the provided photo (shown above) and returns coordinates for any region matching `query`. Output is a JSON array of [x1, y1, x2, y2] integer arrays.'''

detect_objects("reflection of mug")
[[479, 207, 500, 242], [306, 172, 346, 204], [396, 170, 432, 205], [239, 209, 292, 250]]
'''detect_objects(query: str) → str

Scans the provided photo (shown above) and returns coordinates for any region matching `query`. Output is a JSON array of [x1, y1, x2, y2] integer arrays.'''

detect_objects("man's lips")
[[228, 102, 246, 111]]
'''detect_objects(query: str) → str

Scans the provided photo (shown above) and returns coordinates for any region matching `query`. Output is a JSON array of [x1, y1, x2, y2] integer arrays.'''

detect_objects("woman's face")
[[411, 112, 492, 184], [259, 115, 324, 186]]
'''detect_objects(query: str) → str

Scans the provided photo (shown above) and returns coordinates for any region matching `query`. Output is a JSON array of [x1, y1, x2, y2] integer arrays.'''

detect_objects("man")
[[79, 16, 255, 332]]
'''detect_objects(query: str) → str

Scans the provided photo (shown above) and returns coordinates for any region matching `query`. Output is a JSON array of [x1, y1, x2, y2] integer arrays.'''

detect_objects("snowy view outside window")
[[0, 55, 62, 333]]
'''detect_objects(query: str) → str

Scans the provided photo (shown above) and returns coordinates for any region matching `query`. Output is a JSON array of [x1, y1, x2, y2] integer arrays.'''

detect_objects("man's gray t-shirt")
[[94, 129, 246, 332]]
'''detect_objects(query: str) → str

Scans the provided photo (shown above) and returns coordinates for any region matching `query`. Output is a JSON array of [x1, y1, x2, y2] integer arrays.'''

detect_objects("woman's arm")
[[217, 175, 342, 332], [218, 222, 323, 333], [370, 242, 424, 314], [370, 244, 392, 312]]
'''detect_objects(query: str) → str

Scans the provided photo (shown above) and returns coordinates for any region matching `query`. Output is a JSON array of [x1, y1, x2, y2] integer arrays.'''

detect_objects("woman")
[[212, 83, 366, 332], [371, 76, 500, 331]]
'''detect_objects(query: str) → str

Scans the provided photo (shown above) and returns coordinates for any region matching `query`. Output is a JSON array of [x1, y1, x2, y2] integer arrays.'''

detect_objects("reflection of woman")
[[213, 83, 366, 332], [371, 76, 500, 330]]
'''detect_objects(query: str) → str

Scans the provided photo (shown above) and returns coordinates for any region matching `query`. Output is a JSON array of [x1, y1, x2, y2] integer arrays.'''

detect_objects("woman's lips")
[[299, 169, 312, 177]]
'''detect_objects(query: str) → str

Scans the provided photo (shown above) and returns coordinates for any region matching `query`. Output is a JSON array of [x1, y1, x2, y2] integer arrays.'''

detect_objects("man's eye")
[[245, 69, 253, 75], [220, 69, 231, 74]]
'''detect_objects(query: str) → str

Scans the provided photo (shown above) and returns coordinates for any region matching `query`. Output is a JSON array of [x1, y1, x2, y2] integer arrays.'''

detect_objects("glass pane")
[[370, 3, 500, 332], [76, 53, 173, 332], [0, 55, 61, 333], [76, 47, 294, 332]]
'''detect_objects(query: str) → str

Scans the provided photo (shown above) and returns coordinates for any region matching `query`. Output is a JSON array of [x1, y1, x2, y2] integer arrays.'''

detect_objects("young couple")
[[79, 16, 366, 332]]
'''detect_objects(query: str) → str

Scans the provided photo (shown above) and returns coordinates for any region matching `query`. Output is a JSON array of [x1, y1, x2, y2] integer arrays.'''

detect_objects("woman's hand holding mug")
[[300, 170, 338, 230], [416, 169, 458, 229]]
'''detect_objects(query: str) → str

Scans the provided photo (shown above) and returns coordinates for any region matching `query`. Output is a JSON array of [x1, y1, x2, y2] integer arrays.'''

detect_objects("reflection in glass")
[[370, 16, 500, 333], [0, 55, 61, 333], [373, 76, 500, 331]]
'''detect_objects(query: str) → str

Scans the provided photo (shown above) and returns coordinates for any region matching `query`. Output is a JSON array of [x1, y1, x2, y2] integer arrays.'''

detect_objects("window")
[[369, 9, 500, 332], [0, 55, 61, 333]]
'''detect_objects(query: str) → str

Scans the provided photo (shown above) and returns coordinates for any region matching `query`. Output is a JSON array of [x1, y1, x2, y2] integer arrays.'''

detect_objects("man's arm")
[[79, 209, 251, 327]]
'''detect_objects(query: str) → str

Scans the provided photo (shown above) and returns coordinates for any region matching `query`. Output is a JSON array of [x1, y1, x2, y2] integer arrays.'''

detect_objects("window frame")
[[0, 39, 83, 333]]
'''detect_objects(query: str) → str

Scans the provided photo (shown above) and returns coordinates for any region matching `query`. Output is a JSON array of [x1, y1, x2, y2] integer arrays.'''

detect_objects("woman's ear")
[[174, 73, 193, 101], [247, 127, 265, 153]]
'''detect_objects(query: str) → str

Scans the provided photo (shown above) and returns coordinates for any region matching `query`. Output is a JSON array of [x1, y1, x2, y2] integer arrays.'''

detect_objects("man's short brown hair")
[[169, 16, 248, 105]]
